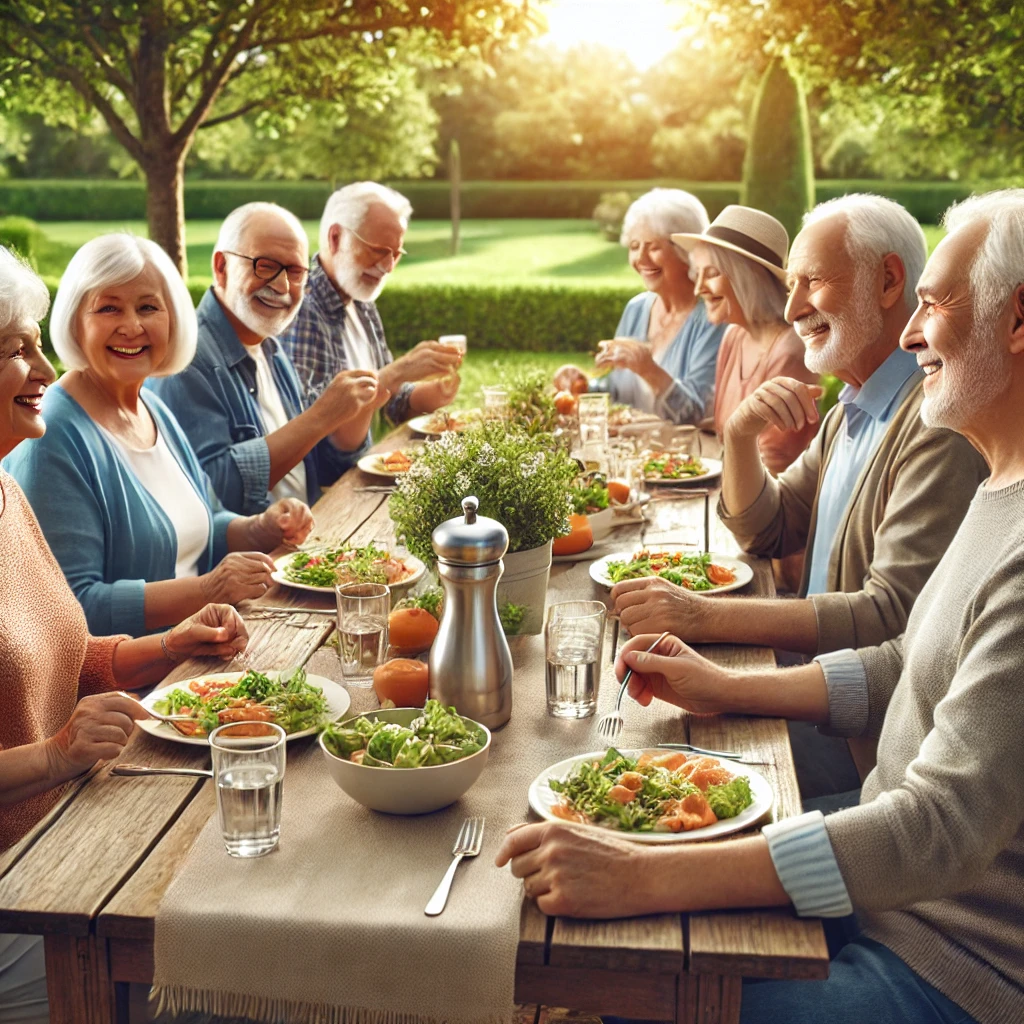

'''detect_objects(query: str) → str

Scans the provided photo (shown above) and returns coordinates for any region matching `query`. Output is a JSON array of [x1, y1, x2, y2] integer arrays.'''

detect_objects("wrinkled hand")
[[316, 369, 390, 429], [48, 692, 151, 776], [495, 821, 658, 918], [553, 365, 589, 396], [610, 576, 710, 640], [200, 551, 275, 605], [615, 632, 728, 714], [415, 371, 461, 409], [253, 498, 314, 550], [164, 603, 249, 662], [726, 377, 824, 442], [595, 338, 656, 377], [392, 340, 463, 384]]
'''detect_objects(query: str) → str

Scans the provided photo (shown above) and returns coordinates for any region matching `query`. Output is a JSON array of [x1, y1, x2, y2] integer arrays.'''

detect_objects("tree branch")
[[80, 24, 136, 102], [198, 97, 272, 130]]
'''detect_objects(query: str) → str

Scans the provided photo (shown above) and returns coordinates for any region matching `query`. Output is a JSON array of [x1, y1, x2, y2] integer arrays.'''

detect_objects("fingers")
[[617, 632, 683, 659], [494, 821, 547, 867], [609, 577, 657, 599], [94, 692, 155, 721], [620, 649, 683, 680], [752, 379, 819, 433]]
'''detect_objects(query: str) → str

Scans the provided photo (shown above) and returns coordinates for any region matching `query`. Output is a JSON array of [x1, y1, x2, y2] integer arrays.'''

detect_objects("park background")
[[0, 0, 1018, 396]]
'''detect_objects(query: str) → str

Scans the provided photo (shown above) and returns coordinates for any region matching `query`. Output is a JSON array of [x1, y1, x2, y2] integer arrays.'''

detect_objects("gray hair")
[[620, 188, 710, 254], [319, 182, 413, 254], [943, 188, 1024, 328], [0, 246, 50, 334], [694, 242, 788, 327], [214, 202, 308, 262], [802, 193, 926, 308], [50, 234, 197, 377]]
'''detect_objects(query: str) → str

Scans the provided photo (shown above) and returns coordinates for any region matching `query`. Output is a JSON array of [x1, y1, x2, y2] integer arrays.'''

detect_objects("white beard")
[[229, 284, 298, 339], [798, 268, 883, 376], [331, 236, 390, 302]]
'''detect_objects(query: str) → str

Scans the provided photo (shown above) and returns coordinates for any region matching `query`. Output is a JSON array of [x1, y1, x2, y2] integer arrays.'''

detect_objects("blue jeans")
[[740, 918, 976, 1024]]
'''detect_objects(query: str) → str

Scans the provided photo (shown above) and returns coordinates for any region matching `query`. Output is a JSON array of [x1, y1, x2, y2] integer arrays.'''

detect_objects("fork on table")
[[425, 817, 485, 917], [595, 631, 672, 743]]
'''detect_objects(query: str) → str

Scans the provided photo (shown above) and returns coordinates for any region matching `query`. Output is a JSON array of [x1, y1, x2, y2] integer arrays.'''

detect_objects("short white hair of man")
[[620, 189, 710, 255], [0, 245, 50, 333], [694, 243, 788, 327], [50, 234, 197, 377], [802, 193, 926, 308], [214, 201, 308, 263], [943, 188, 1024, 328], [319, 182, 413, 255]]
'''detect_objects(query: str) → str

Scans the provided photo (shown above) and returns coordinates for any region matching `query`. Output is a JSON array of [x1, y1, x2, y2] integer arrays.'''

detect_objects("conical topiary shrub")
[[741, 58, 815, 245]]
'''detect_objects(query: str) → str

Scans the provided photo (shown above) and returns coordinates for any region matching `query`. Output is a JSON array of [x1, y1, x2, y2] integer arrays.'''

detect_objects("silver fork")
[[424, 817, 485, 917], [596, 630, 671, 743]]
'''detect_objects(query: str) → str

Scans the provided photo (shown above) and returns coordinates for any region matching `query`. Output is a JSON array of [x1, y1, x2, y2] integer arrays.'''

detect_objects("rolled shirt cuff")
[[763, 810, 854, 918], [814, 648, 870, 737], [229, 435, 272, 515]]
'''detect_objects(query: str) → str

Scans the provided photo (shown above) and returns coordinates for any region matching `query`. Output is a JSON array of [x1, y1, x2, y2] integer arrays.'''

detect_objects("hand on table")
[[47, 692, 152, 776], [615, 632, 730, 714], [252, 498, 314, 550], [611, 576, 713, 641], [726, 376, 824, 441], [164, 603, 249, 662], [200, 552, 276, 605], [553, 365, 589, 396]]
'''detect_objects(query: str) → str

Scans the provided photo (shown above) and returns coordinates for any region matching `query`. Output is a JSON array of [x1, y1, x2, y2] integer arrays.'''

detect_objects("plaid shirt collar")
[[308, 254, 350, 321]]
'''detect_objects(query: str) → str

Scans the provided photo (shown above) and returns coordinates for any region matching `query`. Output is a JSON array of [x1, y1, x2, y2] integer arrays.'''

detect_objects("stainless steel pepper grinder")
[[428, 495, 513, 729]]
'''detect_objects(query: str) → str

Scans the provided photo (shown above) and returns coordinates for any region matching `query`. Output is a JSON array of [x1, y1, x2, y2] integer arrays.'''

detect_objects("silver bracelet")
[[160, 634, 179, 663]]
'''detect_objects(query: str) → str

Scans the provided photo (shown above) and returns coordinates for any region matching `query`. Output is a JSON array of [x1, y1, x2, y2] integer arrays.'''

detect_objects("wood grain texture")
[[516, 965, 678, 1021], [549, 914, 684, 973], [44, 934, 114, 1024], [519, 898, 550, 965]]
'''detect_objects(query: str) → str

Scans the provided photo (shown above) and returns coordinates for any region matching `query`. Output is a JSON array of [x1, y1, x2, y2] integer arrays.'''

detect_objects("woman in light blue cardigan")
[[3, 234, 314, 636], [555, 189, 726, 424]]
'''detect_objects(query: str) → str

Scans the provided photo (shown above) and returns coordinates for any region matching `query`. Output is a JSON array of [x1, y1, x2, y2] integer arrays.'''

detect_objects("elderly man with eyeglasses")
[[279, 181, 463, 458], [149, 201, 389, 514]]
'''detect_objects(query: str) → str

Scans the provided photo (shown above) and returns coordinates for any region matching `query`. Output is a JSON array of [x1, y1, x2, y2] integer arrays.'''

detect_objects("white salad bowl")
[[319, 707, 491, 815]]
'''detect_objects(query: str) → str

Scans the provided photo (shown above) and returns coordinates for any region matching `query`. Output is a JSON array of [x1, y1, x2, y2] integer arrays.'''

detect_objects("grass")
[[452, 350, 575, 409]]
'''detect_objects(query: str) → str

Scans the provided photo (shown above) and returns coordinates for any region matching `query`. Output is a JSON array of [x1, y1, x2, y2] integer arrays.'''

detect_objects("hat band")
[[706, 225, 784, 269]]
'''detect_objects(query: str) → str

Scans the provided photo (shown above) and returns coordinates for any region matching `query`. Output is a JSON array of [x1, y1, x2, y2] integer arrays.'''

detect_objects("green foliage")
[[449, 138, 462, 256], [742, 59, 815, 243], [388, 422, 577, 562], [592, 192, 634, 242], [0, 215, 44, 266], [500, 366, 560, 434]]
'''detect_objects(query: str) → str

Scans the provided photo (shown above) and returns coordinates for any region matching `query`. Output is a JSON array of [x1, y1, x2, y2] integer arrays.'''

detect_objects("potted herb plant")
[[388, 422, 577, 633]]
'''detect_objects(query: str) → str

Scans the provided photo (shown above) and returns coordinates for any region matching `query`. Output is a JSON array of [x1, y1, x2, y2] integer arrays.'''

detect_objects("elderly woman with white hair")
[[675, 205, 821, 473], [554, 188, 727, 424], [2, 233, 315, 637], [0, 245, 248, 1019]]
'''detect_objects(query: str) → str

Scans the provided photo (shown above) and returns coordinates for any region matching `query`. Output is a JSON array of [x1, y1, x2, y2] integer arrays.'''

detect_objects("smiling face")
[[625, 223, 692, 297], [688, 243, 743, 326], [0, 317, 56, 458], [329, 202, 406, 302], [76, 264, 172, 387], [785, 214, 883, 377], [902, 219, 1012, 431]]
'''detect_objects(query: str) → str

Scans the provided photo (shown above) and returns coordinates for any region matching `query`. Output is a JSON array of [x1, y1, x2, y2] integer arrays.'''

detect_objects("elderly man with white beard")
[[149, 202, 390, 514]]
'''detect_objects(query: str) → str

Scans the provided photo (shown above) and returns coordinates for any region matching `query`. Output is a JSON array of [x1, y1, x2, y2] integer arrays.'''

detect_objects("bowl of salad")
[[319, 701, 491, 814], [570, 475, 614, 540]]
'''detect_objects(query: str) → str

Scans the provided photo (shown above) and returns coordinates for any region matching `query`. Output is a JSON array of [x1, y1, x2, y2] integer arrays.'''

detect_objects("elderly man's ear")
[[1010, 284, 1024, 354], [879, 252, 908, 309], [328, 224, 342, 257], [212, 250, 228, 288]]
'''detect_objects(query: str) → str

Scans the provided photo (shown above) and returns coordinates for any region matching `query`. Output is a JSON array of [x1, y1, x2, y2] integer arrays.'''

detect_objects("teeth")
[[110, 346, 144, 355], [14, 396, 40, 406], [921, 363, 942, 376]]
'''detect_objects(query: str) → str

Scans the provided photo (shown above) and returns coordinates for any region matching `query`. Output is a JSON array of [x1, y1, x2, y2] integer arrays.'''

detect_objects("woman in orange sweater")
[[0, 246, 248, 1018]]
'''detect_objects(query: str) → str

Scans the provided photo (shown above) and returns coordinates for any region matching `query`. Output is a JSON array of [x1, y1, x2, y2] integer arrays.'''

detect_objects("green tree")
[[0, 1, 539, 273]]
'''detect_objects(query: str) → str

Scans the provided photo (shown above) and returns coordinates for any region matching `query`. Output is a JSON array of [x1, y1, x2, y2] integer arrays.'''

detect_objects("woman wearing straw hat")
[[673, 205, 821, 474]]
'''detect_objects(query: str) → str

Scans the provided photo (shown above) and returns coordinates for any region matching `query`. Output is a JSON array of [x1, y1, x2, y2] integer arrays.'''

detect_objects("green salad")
[[283, 542, 411, 588], [642, 451, 707, 480], [603, 550, 737, 591], [549, 748, 753, 833], [570, 478, 611, 515], [322, 700, 487, 768], [152, 668, 329, 737]]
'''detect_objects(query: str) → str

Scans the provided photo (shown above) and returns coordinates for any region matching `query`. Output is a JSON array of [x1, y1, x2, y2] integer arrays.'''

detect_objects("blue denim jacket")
[[148, 288, 350, 515]]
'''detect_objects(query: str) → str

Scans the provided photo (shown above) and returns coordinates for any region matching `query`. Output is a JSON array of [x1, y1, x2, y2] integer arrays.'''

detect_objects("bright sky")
[[540, 0, 682, 70]]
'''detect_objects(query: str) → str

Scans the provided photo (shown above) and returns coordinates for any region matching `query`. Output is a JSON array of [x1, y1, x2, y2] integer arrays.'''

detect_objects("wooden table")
[[0, 426, 827, 1024]]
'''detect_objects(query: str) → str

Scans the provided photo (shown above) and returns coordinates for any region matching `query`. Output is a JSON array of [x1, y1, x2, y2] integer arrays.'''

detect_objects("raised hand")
[[726, 376, 824, 441]]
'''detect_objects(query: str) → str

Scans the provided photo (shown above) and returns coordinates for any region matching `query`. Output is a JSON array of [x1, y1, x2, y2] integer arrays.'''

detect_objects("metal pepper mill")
[[428, 495, 513, 729]]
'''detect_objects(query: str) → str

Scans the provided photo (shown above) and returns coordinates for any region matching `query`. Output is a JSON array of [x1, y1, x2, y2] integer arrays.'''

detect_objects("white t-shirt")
[[100, 424, 211, 578], [344, 306, 376, 371], [249, 342, 308, 504]]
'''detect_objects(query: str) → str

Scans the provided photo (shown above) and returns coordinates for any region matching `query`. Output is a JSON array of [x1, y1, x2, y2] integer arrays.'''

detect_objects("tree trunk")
[[144, 150, 189, 278]]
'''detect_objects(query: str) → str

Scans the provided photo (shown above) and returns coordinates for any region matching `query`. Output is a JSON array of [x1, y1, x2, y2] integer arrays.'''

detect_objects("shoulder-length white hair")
[[50, 234, 197, 377], [0, 245, 50, 332], [620, 189, 710, 256]]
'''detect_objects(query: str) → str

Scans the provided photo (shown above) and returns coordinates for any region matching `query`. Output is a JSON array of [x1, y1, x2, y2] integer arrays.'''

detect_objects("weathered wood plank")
[[515, 965, 678, 1021], [44, 933, 115, 1024], [518, 898, 550, 966], [549, 914, 684, 974]]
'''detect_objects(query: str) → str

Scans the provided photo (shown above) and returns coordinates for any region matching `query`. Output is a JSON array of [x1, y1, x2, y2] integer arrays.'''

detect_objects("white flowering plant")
[[388, 421, 577, 564]]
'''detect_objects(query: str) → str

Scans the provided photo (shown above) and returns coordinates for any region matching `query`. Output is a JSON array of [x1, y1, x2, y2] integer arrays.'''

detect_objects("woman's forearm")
[[0, 740, 79, 806], [640, 363, 674, 397], [111, 635, 175, 689], [142, 578, 207, 631]]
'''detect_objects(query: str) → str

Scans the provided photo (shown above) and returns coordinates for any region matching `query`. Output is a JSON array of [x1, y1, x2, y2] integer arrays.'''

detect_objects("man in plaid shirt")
[[280, 182, 463, 466]]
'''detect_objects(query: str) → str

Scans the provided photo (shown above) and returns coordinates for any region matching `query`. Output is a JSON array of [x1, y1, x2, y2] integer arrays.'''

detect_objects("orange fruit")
[[568, 375, 590, 396], [552, 513, 594, 556], [553, 390, 578, 415], [606, 479, 631, 505], [373, 659, 429, 708], [388, 607, 439, 653]]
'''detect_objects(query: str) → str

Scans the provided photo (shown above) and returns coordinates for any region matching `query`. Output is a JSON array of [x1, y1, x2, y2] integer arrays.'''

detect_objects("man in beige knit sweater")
[[499, 189, 1024, 1023]]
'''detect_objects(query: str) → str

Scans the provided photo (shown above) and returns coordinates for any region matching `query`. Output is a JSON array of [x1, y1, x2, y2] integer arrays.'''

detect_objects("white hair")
[[802, 193, 926, 308], [50, 234, 197, 377], [620, 188, 710, 254], [214, 201, 308, 261], [319, 182, 413, 254], [694, 242, 787, 327], [942, 188, 1024, 328], [0, 245, 50, 333]]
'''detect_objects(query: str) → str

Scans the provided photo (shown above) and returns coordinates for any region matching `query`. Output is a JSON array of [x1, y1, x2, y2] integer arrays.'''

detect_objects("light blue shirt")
[[806, 347, 922, 596]]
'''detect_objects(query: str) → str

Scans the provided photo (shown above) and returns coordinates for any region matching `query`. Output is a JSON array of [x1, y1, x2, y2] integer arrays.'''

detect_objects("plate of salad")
[[528, 747, 772, 843], [642, 453, 722, 484], [589, 548, 753, 593], [139, 668, 350, 746], [272, 542, 425, 594], [356, 448, 419, 479], [408, 410, 479, 436]]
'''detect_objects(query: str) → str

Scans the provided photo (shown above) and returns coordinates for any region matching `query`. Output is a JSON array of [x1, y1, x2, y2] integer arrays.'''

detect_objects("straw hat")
[[672, 205, 789, 281]]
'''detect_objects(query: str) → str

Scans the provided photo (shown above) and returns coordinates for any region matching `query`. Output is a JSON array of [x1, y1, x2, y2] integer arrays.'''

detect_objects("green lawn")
[[454, 350, 573, 408]]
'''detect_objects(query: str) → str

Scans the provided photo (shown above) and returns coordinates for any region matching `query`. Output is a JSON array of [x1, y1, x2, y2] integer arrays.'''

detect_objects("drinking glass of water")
[[335, 582, 390, 687], [482, 385, 509, 421], [210, 721, 286, 859], [438, 334, 468, 355], [545, 600, 607, 719]]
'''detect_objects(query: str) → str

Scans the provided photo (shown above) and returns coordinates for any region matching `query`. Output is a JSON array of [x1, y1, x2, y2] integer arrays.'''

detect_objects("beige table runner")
[[151, 562, 691, 1024]]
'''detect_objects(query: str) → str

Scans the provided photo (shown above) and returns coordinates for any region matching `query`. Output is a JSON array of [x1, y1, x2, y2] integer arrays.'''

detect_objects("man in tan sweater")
[[499, 189, 1024, 1024]]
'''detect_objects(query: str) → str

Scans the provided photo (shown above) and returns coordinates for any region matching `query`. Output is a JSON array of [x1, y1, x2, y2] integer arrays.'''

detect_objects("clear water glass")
[[210, 721, 286, 858], [578, 392, 610, 448], [545, 601, 607, 719], [438, 334, 468, 355], [482, 385, 509, 421], [335, 582, 390, 687]]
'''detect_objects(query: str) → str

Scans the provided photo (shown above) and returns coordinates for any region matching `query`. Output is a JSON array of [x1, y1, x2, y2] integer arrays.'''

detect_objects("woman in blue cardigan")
[[3, 234, 314, 636]]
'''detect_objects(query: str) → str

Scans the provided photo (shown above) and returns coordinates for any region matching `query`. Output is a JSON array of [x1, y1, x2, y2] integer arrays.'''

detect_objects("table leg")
[[677, 972, 742, 1024], [44, 933, 115, 1024]]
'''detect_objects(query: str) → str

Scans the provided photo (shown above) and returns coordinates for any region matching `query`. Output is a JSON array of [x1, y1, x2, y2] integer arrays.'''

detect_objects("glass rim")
[[546, 600, 608, 624], [334, 581, 390, 600], [208, 719, 286, 752]]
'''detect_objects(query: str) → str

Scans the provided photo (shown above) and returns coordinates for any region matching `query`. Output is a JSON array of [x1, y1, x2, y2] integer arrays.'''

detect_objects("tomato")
[[707, 563, 737, 586]]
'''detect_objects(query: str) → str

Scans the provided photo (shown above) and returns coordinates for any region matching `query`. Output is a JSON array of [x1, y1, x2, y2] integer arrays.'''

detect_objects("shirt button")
[[249, 388, 255, 395]]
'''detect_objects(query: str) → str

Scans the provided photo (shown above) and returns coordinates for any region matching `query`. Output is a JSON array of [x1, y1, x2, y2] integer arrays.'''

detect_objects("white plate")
[[272, 551, 426, 594], [528, 749, 773, 843], [588, 549, 753, 593], [138, 672, 350, 747], [407, 412, 477, 436], [644, 457, 722, 486], [356, 453, 413, 480]]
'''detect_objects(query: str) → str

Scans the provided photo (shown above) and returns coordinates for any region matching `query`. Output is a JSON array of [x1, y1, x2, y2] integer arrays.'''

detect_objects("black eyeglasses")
[[222, 251, 309, 285]]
